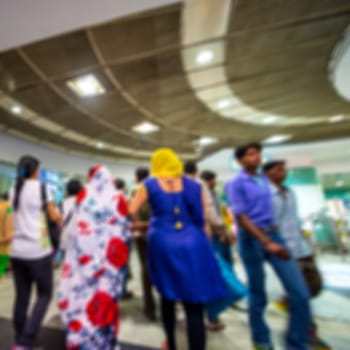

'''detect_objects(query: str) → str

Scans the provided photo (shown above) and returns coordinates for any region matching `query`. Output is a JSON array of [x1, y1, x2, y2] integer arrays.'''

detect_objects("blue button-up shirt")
[[269, 182, 312, 258], [225, 171, 274, 227]]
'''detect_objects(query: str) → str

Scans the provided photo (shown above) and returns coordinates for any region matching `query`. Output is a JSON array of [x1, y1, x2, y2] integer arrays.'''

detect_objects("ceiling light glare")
[[67, 74, 106, 97], [96, 141, 104, 149], [263, 116, 277, 124], [329, 114, 345, 123], [263, 134, 292, 144], [336, 180, 344, 187], [132, 121, 159, 134], [197, 136, 218, 147], [10, 104, 22, 115], [216, 98, 232, 110], [196, 50, 214, 65]]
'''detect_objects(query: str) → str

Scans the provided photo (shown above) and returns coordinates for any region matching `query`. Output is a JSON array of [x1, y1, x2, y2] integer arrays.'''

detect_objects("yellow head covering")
[[151, 148, 183, 177]]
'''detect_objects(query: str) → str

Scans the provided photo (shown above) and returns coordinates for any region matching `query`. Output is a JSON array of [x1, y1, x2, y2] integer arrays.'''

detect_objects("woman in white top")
[[10, 155, 62, 350]]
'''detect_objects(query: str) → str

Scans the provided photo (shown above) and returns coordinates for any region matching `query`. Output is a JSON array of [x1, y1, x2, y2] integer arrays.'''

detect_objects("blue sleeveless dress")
[[144, 176, 227, 303]]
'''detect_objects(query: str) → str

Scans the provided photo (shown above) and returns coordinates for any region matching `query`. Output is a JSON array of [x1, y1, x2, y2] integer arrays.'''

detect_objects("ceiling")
[[0, 0, 349, 161]]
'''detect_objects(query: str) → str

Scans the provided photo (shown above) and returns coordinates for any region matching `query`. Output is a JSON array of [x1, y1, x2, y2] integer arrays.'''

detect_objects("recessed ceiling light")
[[10, 105, 22, 115], [67, 74, 106, 97], [96, 141, 104, 149], [264, 134, 292, 144], [263, 116, 277, 124], [336, 180, 344, 187], [216, 98, 232, 110], [196, 50, 214, 65], [197, 136, 219, 147], [132, 121, 159, 134], [329, 114, 345, 123]]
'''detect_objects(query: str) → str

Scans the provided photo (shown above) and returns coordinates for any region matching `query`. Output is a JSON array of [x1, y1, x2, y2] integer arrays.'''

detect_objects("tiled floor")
[[1, 252, 350, 350]]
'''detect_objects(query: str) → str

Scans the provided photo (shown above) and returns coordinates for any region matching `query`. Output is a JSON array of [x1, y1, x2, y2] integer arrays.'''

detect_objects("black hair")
[[262, 160, 286, 173], [234, 142, 262, 160], [200, 170, 216, 182], [184, 161, 198, 175], [115, 178, 126, 190], [1, 192, 9, 201], [66, 179, 83, 197], [14, 155, 40, 210], [135, 167, 149, 182]]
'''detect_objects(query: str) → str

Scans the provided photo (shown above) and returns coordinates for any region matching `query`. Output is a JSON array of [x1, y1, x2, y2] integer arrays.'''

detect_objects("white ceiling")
[[0, 0, 180, 52]]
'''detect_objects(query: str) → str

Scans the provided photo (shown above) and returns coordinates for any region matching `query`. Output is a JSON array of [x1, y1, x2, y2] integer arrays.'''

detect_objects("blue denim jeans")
[[239, 230, 311, 350]]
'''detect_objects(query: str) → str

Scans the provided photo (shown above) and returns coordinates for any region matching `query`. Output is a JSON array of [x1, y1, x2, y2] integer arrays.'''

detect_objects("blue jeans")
[[239, 231, 310, 350]]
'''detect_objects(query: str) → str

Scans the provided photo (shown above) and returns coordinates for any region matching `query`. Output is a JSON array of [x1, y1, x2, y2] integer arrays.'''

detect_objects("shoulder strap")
[[41, 183, 47, 210]]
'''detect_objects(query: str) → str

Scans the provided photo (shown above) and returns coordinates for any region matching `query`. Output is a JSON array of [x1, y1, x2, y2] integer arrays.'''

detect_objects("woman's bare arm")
[[47, 202, 63, 223]]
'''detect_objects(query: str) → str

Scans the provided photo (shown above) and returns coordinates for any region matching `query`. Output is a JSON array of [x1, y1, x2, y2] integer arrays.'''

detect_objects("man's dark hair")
[[115, 178, 126, 190], [262, 160, 286, 174], [136, 167, 149, 182], [184, 161, 198, 175], [1, 192, 9, 201], [66, 179, 83, 196], [234, 143, 262, 160], [200, 170, 216, 182]]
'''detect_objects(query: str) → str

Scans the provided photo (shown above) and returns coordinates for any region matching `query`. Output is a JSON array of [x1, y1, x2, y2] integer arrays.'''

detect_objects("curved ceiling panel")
[[181, 0, 350, 127], [0, 1, 350, 159]]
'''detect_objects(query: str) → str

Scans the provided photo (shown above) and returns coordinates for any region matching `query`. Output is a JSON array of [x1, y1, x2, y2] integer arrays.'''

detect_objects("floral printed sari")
[[57, 165, 129, 350]]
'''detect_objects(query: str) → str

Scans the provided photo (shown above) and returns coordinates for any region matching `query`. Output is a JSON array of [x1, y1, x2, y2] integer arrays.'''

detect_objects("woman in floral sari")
[[57, 165, 130, 350]]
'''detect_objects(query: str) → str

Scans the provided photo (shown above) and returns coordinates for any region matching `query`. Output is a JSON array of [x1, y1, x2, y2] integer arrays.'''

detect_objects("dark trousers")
[[161, 298, 206, 350], [12, 255, 53, 347], [135, 236, 156, 316]]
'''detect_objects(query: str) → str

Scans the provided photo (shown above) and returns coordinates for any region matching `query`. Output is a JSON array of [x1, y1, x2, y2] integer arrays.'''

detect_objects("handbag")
[[41, 184, 61, 250]]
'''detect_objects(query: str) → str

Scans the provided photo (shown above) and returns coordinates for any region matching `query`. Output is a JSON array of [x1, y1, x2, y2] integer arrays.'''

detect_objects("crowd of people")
[[0, 144, 332, 350]]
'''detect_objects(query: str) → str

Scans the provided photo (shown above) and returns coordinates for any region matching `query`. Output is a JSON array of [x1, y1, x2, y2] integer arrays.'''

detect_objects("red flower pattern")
[[77, 220, 92, 235], [68, 320, 83, 332], [93, 268, 106, 279], [109, 216, 118, 225], [58, 299, 69, 310], [86, 291, 119, 328], [117, 194, 128, 217], [106, 237, 129, 269], [62, 263, 72, 279], [76, 188, 87, 204], [88, 165, 102, 181], [78, 255, 91, 265]]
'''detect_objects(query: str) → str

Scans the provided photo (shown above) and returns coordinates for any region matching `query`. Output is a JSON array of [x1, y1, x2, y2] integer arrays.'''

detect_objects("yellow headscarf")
[[151, 148, 183, 177]]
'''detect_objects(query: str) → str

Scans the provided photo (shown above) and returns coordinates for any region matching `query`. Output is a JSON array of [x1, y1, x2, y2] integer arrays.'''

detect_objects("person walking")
[[130, 167, 157, 321], [57, 165, 130, 350], [10, 155, 62, 350], [225, 143, 311, 350], [60, 179, 83, 257], [200, 170, 247, 331], [130, 148, 227, 350], [264, 160, 331, 350]]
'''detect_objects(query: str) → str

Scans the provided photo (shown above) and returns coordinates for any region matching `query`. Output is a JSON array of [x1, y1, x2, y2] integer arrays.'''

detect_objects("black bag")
[[41, 184, 61, 250]]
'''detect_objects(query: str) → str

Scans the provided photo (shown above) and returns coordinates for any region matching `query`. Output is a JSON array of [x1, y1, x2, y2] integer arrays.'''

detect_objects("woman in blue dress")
[[130, 148, 227, 350]]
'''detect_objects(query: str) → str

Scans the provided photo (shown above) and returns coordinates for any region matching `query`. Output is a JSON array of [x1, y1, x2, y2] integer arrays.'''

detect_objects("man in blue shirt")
[[264, 160, 330, 350], [225, 143, 311, 350]]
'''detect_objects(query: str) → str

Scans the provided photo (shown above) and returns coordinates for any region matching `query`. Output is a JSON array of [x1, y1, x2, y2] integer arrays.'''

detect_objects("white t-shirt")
[[9, 179, 53, 259], [60, 196, 76, 251]]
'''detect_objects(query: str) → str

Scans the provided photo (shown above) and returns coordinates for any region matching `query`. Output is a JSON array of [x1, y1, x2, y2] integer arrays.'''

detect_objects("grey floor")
[[1, 252, 350, 350]]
